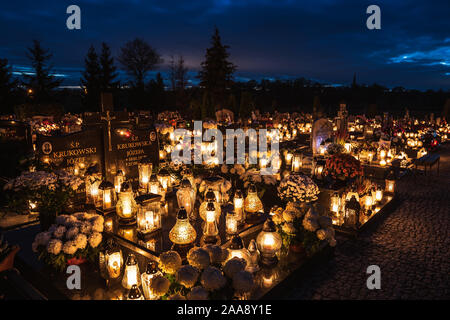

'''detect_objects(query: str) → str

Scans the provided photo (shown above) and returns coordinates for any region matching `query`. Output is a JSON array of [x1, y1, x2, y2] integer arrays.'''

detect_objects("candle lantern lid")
[[234, 189, 243, 198], [248, 183, 257, 193], [145, 261, 159, 274], [139, 157, 152, 164], [180, 178, 192, 188], [135, 193, 162, 205], [229, 235, 244, 250], [262, 218, 276, 233], [150, 174, 158, 182], [105, 238, 119, 254], [177, 207, 188, 219], [121, 182, 132, 192], [99, 180, 114, 190], [116, 169, 124, 176], [205, 188, 216, 202], [125, 253, 137, 266], [206, 201, 215, 212], [128, 285, 142, 300], [386, 170, 396, 180]]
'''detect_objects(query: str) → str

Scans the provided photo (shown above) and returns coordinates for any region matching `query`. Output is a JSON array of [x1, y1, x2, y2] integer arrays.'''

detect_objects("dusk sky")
[[0, 0, 449, 89]]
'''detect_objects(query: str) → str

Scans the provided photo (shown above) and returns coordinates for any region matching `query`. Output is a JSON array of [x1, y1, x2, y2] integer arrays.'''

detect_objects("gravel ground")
[[285, 144, 450, 300]]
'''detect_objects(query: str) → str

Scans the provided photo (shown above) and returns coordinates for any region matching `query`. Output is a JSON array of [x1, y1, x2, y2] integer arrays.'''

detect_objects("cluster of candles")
[[104, 217, 283, 300]]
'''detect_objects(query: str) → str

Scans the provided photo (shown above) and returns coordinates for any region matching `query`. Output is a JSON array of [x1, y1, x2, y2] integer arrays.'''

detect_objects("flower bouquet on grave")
[[31, 212, 104, 272]]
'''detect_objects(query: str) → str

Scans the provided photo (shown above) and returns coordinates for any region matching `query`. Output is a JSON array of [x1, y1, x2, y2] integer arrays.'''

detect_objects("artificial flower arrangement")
[[271, 202, 336, 255], [31, 212, 104, 271], [322, 153, 363, 182], [148, 246, 255, 300], [3, 170, 83, 225], [277, 174, 320, 203]]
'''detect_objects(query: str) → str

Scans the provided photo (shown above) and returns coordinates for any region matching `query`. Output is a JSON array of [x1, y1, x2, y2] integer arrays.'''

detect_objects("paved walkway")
[[285, 144, 450, 300]]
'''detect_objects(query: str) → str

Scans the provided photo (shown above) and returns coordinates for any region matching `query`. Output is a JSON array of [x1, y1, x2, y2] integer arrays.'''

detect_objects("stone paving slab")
[[285, 145, 450, 300]]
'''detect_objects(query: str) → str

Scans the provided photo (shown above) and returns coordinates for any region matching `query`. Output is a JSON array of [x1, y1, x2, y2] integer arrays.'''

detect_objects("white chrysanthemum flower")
[[316, 229, 327, 240], [177, 265, 200, 289], [48, 224, 58, 233], [53, 225, 67, 239], [66, 226, 79, 240], [282, 222, 297, 235], [78, 221, 92, 234], [34, 231, 52, 246], [223, 257, 246, 279], [150, 274, 170, 297], [232, 270, 254, 294], [63, 240, 78, 255], [220, 165, 228, 174], [88, 232, 102, 248], [74, 233, 88, 250], [282, 210, 296, 223], [302, 217, 319, 232], [56, 215, 70, 225], [187, 286, 209, 300], [204, 244, 229, 265], [168, 293, 186, 300], [200, 266, 226, 291], [272, 213, 284, 225], [159, 250, 182, 274], [187, 247, 210, 270], [90, 215, 104, 233], [47, 239, 63, 255], [63, 215, 78, 227]]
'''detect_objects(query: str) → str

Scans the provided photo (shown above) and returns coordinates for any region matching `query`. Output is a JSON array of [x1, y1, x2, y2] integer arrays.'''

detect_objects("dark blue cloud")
[[0, 0, 448, 89]]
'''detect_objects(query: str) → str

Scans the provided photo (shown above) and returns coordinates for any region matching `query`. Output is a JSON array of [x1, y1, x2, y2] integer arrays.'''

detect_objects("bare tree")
[[118, 38, 162, 88]]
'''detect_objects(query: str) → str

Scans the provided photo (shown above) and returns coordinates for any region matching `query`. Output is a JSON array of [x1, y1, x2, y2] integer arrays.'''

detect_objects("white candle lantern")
[[256, 218, 282, 266], [116, 182, 137, 223], [122, 253, 140, 289], [136, 194, 162, 235]]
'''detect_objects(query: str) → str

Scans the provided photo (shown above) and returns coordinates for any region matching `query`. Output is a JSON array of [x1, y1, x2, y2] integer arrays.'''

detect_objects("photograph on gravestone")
[[0, 120, 33, 178]]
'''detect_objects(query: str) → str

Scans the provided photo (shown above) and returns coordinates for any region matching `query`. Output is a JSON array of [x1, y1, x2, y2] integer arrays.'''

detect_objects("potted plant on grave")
[[31, 212, 104, 271], [3, 170, 83, 230], [322, 153, 363, 187]]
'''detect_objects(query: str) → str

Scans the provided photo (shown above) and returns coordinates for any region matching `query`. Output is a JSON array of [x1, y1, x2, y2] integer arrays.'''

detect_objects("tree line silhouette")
[[0, 27, 449, 121]]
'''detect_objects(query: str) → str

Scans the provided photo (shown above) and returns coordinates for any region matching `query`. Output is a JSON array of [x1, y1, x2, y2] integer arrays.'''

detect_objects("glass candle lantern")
[[330, 192, 340, 214], [116, 182, 137, 223], [114, 170, 125, 193], [105, 241, 123, 279], [169, 207, 197, 245], [149, 174, 163, 197], [176, 179, 196, 220], [375, 186, 383, 202], [136, 194, 162, 235], [199, 188, 221, 223], [291, 153, 303, 172], [85, 169, 102, 205], [157, 168, 171, 191], [312, 159, 325, 179], [138, 158, 152, 191], [122, 253, 140, 289], [99, 180, 116, 212], [385, 171, 396, 194], [202, 201, 220, 245], [285, 152, 293, 166], [244, 184, 263, 215], [344, 195, 361, 229], [127, 284, 144, 300], [233, 189, 245, 225], [141, 261, 162, 300], [256, 218, 282, 266], [227, 235, 251, 266], [225, 211, 238, 235]]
